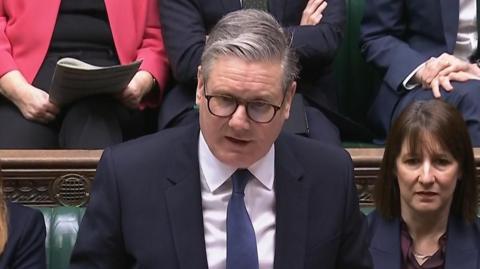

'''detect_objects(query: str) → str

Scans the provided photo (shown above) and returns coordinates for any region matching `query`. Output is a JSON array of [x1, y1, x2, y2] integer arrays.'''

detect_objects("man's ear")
[[196, 66, 204, 106], [282, 81, 296, 120]]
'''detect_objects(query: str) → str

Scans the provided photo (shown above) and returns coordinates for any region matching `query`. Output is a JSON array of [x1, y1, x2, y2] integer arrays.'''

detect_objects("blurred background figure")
[[0, 167, 46, 268], [0, 0, 169, 149], [361, 0, 480, 146], [368, 99, 480, 268]]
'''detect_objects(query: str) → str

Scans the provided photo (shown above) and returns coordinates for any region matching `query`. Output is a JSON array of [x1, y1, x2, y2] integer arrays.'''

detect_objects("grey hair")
[[201, 9, 299, 90]]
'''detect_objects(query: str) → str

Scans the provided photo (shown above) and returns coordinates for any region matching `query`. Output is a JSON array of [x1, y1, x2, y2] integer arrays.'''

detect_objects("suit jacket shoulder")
[[106, 123, 199, 183]]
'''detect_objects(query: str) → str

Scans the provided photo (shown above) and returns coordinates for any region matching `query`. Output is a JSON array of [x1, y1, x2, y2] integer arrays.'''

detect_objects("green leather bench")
[[37, 206, 374, 269], [335, 0, 380, 146], [40, 207, 85, 269]]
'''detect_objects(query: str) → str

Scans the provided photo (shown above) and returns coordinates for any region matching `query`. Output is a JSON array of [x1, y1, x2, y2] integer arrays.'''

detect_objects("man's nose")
[[228, 104, 250, 129]]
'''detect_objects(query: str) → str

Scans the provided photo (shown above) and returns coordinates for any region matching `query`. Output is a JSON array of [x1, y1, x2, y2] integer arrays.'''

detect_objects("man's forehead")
[[208, 56, 283, 80]]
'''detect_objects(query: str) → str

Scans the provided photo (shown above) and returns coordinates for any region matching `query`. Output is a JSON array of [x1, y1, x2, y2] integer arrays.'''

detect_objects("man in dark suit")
[[158, 0, 346, 145], [70, 10, 371, 269], [360, 0, 480, 145]]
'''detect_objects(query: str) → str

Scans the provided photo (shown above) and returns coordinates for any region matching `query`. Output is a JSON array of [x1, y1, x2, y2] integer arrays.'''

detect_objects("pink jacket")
[[0, 0, 169, 106]]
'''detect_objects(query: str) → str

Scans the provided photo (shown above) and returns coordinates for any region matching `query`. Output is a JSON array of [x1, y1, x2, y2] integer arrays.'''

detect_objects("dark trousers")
[[0, 96, 148, 149], [393, 80, 480, 146]]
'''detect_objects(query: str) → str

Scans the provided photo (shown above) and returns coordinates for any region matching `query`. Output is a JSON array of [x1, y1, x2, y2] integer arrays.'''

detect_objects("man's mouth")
[[226, 136, 250, 145]]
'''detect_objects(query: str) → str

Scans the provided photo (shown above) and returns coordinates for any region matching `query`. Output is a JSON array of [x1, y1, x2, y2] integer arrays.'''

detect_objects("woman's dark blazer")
[[0, 202, 46, 269], [368, 210, 480, 269]]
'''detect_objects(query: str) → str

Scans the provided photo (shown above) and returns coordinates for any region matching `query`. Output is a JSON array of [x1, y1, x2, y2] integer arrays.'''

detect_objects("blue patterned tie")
[[226, 169, 259, 269], [242, 0, 268, 11]]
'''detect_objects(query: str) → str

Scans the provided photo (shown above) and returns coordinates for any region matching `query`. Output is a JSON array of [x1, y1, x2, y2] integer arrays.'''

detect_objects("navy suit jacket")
[[368, 211, 480, 269], [157, 0, 345, 129], [0, 202, 46, 269], [360, 0, 460, 138], [70, 124, 372, 269]]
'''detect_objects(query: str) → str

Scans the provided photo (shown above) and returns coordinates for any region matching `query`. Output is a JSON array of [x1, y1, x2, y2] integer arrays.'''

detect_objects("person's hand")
[[444, 67, 480, 83], [414, 54, 480, 97], [116, 71, 155, 109], [15, 84, 60, 123], [414, 56, 450, 94], [0, 70, 59, 123], [300, 0, 328, 26], [435, 53, 478, 77]]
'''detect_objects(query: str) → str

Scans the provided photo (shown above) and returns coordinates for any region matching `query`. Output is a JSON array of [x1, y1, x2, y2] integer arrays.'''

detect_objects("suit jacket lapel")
[[272, 136, 308, 269], [440, 0, 459, 52], [164, 126, 209, 269], [369, 216, 401, 269], [444, 217, 478, 269]]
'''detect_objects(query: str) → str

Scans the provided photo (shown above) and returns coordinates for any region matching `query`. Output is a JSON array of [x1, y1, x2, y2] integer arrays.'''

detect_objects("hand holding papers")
[[49, 58, 142, 105]]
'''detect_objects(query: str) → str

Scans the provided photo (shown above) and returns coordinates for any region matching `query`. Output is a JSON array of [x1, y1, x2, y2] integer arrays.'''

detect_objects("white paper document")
[[49, 57, 141, 105]]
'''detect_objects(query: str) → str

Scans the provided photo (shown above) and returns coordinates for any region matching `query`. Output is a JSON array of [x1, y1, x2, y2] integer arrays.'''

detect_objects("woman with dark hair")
[[0, 172, 46, 268], [368, 99, 480, 268]]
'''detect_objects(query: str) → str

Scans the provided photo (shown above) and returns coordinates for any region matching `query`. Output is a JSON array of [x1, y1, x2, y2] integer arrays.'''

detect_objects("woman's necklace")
[[413, 249, 436, 266]]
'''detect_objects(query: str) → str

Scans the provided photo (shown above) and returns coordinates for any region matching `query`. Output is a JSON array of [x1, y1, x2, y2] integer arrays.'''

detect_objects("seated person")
[[0, 171, 46, 268], [0, 0, 169, 149], [159, 0, 348, 145], [368, 99, 480, 268], [360, 0, 480, 145], [70, 10, 372, 269]]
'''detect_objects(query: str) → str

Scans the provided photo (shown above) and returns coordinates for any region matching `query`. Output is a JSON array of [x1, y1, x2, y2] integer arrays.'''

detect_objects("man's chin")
[[216, 151, 257, 168]]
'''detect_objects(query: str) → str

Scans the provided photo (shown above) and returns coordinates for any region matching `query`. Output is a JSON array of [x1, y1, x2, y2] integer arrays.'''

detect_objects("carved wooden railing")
[[1, 148, 478, 207], [0, 150, 101, 207]]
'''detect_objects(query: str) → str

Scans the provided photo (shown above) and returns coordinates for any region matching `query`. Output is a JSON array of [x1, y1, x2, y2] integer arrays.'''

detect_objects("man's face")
[[196, 56, 295, 168]]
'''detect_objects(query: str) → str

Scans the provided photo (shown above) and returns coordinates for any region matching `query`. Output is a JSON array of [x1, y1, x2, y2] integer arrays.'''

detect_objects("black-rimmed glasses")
[[203, 85, 286, 123]]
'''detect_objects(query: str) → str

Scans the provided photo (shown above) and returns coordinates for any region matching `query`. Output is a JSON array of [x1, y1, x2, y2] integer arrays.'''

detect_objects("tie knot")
[[231, 169, 252, 194]]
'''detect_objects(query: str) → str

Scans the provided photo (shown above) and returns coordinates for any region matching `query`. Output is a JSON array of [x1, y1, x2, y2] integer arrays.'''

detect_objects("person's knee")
[[0, 104, 58, 148], [66, 96, 117, 118], [447, 80, 480, 104], [60, 96, 124, 148]]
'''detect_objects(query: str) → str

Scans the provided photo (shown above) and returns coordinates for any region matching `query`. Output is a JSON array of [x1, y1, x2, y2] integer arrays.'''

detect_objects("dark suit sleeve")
[[285, 0, 345, 67], [70, 148, 128, 269], [336, 157, 372, 268], [10, 209, 47, 269], [159, 0, 206, 85], [359, 0, 427, 92]]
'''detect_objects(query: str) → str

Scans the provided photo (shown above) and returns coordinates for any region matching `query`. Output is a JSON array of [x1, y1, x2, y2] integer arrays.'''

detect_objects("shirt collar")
[[400, 220, 447, 268], [198, 131, 275, 193]]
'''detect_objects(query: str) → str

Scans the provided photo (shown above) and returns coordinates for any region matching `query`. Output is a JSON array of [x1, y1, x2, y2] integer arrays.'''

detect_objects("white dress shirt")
[[454, 0, 477, 61], [198, 132, 276, 269], [403, 0, 477, 89]]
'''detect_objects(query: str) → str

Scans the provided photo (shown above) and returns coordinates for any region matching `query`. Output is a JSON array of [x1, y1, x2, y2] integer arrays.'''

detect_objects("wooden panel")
[[2, 148, 477, 207], [0, 150, 101, 207], [348, 148, 382, 207]]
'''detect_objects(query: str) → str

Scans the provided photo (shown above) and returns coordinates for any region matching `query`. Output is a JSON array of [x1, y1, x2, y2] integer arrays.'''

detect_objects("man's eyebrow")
[[208, 88, 277, 100]]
